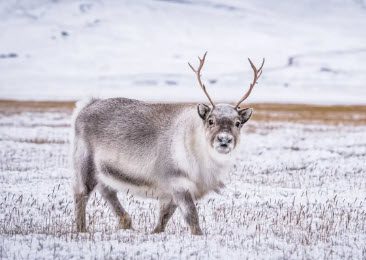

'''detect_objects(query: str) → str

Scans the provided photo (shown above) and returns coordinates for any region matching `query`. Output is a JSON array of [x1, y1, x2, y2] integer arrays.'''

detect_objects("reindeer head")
[[189, 52, 264, 155]]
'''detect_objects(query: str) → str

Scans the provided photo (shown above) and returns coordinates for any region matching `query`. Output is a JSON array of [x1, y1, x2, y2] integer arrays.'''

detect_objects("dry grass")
[[1, 99, 365, 125], [0, 100, 75, 114], [251, 103, 366, 125]]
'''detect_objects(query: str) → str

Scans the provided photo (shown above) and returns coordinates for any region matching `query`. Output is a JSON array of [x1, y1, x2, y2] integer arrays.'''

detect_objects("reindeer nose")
[[217, 133, 233, 145]]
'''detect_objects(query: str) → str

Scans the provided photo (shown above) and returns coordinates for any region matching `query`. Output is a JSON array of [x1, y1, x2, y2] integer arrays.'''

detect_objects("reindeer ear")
[[197, 104, 211, 120], [238, 108, 253, 124]]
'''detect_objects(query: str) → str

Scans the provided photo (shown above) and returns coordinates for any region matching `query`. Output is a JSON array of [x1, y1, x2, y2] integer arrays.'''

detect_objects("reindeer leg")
[[174, 191, 203, 235], [152, 199, 177, 233], [99, 185, 132, 229], [74, 191, 90, 232]]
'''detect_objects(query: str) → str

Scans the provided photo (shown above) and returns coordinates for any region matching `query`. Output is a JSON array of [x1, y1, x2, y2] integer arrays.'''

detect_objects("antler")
[[235, 58, 265, 109], [188, 52, 215, 107]]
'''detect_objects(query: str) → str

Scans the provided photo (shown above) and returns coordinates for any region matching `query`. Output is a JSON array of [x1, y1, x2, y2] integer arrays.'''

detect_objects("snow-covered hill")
[[0, 0, 365, 104]]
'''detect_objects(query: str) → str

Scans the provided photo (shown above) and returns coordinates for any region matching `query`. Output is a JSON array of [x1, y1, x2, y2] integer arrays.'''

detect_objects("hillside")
[[0, 0, 365, 104]]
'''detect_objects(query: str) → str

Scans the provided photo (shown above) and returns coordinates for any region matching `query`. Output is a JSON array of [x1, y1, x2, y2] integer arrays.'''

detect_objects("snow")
[[0, 0, 366, 258], [1, 110, 365, 259], [0, 0, 366, 104]]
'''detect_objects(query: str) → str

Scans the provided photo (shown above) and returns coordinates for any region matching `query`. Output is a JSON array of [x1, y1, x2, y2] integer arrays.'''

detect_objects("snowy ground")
[[0, 0, 366, 104], [1, 107, 365, 259], [0, 1, 365, 258]]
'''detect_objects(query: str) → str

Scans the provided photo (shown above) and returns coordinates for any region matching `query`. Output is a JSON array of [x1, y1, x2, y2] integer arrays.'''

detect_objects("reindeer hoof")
[[191, 227, 203, 236], [77, 227, 87, 233], [119, 214, 132, 230], [152, 226, 164, 234], [76, 223, 87, 233]]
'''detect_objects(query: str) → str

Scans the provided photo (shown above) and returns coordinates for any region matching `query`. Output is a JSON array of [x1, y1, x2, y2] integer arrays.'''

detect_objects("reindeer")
[[72, 52, 264, 235]]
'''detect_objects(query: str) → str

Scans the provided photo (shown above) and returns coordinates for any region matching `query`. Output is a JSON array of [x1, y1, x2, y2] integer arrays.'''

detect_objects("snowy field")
[[1, 106, 365, 259], [0, 0, 366, 104], [1, 0, 366, 259]]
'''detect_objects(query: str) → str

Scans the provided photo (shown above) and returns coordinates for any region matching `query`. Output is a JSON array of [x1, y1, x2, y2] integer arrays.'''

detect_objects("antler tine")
[[235, 58, 265, 109], [248, 58, 265, 72], [188, 52, 215, 107]]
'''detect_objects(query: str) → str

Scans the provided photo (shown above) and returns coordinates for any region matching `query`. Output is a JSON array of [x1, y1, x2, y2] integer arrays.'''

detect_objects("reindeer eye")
[[208, 119, 214, 126], [235, 121, 241, 128]]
